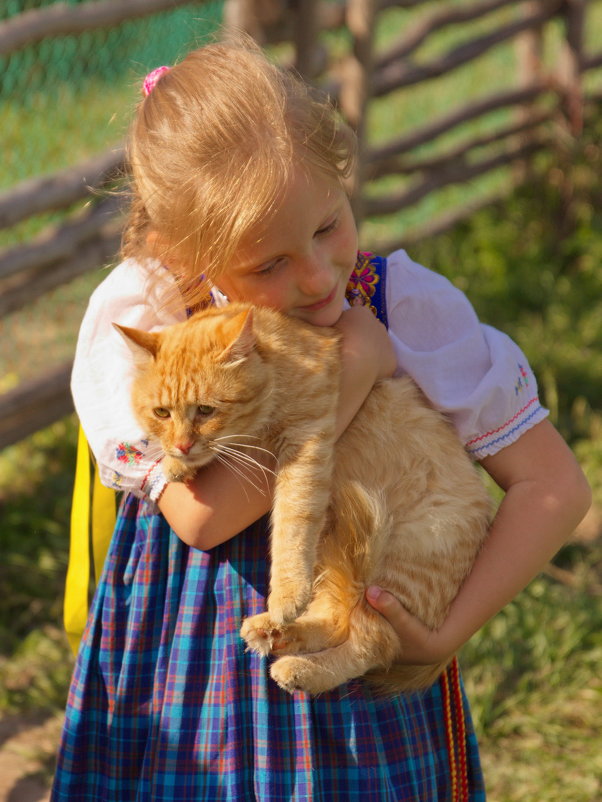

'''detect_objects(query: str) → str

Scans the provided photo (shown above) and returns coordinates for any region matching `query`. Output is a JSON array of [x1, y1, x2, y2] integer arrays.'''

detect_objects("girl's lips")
[[299, 286, 337, 311]]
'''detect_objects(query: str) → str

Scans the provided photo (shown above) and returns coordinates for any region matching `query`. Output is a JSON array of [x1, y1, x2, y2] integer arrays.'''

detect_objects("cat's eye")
[[153, 407, 171, 419], [197, 404, 214, 416]]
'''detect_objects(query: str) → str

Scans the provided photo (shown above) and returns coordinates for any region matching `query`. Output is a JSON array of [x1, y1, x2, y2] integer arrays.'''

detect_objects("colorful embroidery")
[[515, 363, 530, 395], [116, 442, 145, 465], [466, 397, 544, 457], [346, 251, 381, 316], [111, 471, 124, 488], [140, 460, 167, 501]]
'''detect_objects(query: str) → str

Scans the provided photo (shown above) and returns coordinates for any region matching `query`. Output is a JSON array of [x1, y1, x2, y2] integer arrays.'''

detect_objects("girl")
[[52, 39, 590, 801]]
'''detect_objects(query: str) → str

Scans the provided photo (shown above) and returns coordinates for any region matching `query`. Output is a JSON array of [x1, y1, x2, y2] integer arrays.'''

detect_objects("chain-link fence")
[[2, 1, 224, 189]]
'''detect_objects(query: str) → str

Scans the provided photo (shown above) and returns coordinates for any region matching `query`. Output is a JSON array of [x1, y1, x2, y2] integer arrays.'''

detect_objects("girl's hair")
[[122, 36, 357, 308]]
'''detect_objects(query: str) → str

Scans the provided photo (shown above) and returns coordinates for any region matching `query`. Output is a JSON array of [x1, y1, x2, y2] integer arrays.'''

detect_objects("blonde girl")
[[51, 39, 590, 801]]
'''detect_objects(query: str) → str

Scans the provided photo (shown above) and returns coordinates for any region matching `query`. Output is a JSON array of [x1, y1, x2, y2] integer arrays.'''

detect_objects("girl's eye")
[[256, 257, 284, 276], [153, 407, 171, 419], [315, 218, 337, 237], [197, 404, 214, 416]]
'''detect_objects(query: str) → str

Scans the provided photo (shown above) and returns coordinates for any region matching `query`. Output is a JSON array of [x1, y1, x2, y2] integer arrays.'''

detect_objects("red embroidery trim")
[[465, 396, 539, 447], [139, 458, 163, 492]]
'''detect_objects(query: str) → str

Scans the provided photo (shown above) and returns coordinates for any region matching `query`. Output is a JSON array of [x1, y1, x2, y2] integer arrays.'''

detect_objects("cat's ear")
[[219, 309, 256, 365], [113, 323, 160, 365]]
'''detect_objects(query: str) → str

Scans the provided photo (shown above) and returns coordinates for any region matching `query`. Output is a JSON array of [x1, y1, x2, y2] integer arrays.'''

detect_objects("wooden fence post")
[[293, 0, 320, 79], [339, 0, 377, 223], [514, 0, 545, 179], [516, 1, 544, 90], [557, 0, 585, 134], [223, 0, 288, 44]]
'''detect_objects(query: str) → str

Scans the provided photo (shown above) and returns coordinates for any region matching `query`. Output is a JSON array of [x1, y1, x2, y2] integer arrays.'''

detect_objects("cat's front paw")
[[240, 613, 294, 656], [162, 456, 195, 482]]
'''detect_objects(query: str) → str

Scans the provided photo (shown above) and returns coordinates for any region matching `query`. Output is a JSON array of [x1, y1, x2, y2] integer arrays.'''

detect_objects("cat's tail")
[[365, 659, 452, 695]]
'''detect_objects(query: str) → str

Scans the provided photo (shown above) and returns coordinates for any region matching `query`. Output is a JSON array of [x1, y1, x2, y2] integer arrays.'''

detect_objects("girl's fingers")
[[365, 586, 448, 664], [366, 586, 418, 635]]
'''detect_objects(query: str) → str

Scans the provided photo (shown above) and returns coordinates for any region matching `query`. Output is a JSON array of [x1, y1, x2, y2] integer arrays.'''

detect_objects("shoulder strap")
[[64, 425, 116, 655], [345, 252, 388, 328]]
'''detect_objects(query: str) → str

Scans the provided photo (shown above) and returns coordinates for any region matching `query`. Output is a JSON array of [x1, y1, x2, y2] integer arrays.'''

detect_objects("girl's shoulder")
[[383, 248, 484, 346], [384, 248, 473, 308], [84, 258, 183, 326], [380, 249, 548, 459]]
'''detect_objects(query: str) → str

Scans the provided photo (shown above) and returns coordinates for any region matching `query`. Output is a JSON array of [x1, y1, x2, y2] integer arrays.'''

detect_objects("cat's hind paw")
[[270, 655, 340, 696]]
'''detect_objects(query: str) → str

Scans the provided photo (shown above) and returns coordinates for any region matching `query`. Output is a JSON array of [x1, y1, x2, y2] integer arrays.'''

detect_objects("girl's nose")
[[297, 254, 335, 296]]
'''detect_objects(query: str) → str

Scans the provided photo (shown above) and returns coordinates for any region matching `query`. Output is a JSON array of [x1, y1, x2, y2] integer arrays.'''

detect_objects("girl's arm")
[[366, 418, 592, 663], [159, 306, 396, 549]]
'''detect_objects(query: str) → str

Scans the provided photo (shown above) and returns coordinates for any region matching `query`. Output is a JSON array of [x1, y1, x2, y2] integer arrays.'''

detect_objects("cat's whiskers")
[[212, 435, 277, 478], [144, 441, 166, 461], [211, 443, 276, 492], [211, 451, 268, 499], [213, 433, 276, 458], [214, 440, 277, 467]]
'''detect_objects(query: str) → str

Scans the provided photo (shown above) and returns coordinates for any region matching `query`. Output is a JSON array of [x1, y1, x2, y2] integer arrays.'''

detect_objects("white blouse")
[[71, 249, 548, 501]]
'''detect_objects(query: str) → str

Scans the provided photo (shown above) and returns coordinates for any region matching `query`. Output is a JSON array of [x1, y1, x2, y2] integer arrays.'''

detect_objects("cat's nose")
[[175, 441, 194, 455]]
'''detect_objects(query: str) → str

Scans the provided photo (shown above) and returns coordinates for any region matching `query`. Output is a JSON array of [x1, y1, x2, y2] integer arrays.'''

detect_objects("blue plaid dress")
[[52, 254, 486, 801]]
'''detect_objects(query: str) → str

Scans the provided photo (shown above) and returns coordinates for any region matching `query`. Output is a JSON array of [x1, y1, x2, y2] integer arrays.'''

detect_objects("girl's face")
[[214, 167, 358, 327]]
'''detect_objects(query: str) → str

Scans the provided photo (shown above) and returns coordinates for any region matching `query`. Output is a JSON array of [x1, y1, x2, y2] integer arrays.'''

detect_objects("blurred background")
[[1, 1, 601, 799]]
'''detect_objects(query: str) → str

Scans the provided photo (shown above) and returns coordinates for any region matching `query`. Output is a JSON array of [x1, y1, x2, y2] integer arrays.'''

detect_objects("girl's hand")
[[335, 305, 397, 382], [365, 587, 456, 665]]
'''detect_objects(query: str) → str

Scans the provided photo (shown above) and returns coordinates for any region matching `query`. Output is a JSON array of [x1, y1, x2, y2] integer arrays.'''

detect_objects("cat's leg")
[[267, 438, 334, 625], [241, 590, 351, 657], [162, 455, 196, 482], [269, 602, 401, 695]]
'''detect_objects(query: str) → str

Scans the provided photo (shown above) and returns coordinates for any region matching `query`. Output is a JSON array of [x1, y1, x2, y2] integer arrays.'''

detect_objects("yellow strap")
[[64, 425, 117, 656], [64, 425, 92, 655]]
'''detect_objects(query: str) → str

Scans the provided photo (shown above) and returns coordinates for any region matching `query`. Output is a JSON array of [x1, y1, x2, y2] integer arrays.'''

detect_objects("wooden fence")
[[1, 0, 601, 449]]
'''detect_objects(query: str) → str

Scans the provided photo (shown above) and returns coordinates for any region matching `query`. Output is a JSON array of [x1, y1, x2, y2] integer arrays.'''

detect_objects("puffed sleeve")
[[71, 259, 186, 500], [385, 250, 548, 459]]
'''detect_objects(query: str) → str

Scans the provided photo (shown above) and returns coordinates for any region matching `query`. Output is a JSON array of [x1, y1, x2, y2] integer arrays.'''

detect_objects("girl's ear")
[[219, 308, 256, 364], [146, 230, 182, 270], [146, 230, 166, 259], [113, 323, 160, 366]]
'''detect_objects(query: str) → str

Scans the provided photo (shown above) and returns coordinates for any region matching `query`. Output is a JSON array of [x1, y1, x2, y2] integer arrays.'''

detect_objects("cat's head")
[[114, 306, 274, 471]]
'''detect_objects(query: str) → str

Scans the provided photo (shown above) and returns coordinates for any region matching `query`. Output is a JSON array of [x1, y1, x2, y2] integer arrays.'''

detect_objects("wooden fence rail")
[[0, 0, 201, 55], [1, 0, 601, 448]]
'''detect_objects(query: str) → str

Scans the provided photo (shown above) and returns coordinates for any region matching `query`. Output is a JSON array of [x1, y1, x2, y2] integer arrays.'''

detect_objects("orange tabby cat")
[[116, 303, 491, 695]]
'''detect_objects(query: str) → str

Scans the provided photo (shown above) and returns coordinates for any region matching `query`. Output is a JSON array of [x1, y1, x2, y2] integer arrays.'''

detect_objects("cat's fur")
[[116, 303, 491, 695]]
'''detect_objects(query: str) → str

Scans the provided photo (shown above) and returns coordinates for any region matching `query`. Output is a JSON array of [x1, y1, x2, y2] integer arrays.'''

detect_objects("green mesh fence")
[[1, 1, 224, 189]]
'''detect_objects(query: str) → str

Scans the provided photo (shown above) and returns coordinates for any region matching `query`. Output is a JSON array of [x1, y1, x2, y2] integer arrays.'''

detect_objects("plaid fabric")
[[52, 495, 485, 801]]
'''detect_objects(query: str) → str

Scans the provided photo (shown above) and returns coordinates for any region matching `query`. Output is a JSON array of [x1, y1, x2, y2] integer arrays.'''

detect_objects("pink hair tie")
[[142, 65, 171, 97]]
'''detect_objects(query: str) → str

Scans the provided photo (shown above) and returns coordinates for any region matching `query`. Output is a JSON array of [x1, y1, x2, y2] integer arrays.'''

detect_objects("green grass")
[[463, 572, 602, 801], [0, 418, 78, 715]]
